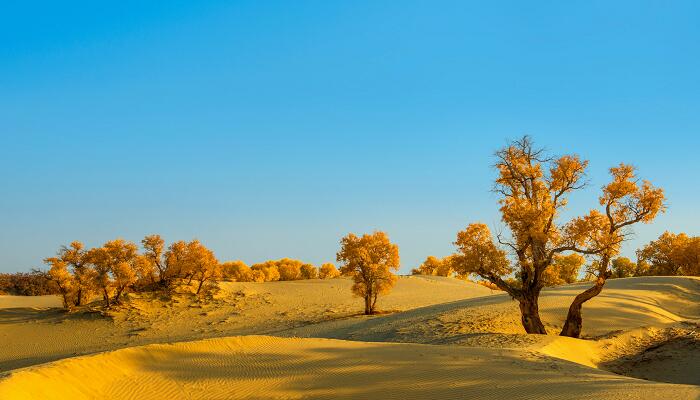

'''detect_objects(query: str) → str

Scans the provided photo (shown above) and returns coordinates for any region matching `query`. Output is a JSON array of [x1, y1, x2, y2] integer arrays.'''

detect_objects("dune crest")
[[2, 335, 698, 400]]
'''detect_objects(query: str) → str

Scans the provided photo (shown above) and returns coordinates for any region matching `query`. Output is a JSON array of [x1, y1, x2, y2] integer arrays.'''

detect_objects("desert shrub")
[[0, 270, 58, 296], [319, 263, 340, 279], [300, 263, 319, 279], [222, 261, 253, 282], [276, 258, 304, 281], [637, 232, 700, 276], [610, 257, 636, 278], [412, 255, 457, 277], [250, 269, 266, 282], [251, 261, 281, 282]]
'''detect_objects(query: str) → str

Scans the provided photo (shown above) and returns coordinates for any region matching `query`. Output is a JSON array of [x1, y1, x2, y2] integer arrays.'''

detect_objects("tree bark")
[[102, 288, 111, 307], [75, 287, 83, 306], [196, 279, 205, 295], [560, 277, 606, 337], [364, 294, 372, 315], [518, 295, 547, 334], [113, 286, 125, 303]]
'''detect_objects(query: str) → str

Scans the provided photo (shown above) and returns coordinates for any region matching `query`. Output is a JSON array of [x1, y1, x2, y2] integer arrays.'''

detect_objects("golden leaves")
[[336, 231, 400, 310], [452, 223, 511, 277]]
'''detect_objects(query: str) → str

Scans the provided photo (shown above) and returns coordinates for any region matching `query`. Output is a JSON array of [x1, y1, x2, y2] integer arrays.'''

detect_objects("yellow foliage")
[[637, 232, 700, 276], [453, 137, 666, 336], [319, 263, 340, 279], [300, 264, 319, 279], [337, 231, 400, 315], [221, 261, 253, 282]]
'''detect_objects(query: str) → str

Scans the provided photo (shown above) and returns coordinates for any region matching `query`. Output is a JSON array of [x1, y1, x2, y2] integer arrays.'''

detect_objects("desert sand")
[[1, 275, 699, 399]]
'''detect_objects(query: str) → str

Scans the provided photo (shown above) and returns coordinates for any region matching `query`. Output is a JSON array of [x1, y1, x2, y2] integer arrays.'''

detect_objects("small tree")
[[141, 234, 166, 285], [187, 240, 221, 295], [540, 253, 585, 286], [163, 240, 193, 286], [336, 231, 400, 315], [414, 256, 441, 275], [300, 263, 319, 279], [45, 258, 75, 309], [55, 241, 94, 306], [132, 254, 157, 287], [611, 257, 636, 278], [86, 239, 139, 306], [277, 258, 303, 281], [222, 261, 253, 282], [250, 269, 266, 282], [637, 232, 700, 276], [319, 263, 340, 279], [251, 262, 281, 281]]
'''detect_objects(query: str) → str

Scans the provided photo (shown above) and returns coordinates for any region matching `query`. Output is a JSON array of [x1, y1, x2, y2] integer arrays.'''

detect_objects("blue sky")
[[1, 1, 699, 273]]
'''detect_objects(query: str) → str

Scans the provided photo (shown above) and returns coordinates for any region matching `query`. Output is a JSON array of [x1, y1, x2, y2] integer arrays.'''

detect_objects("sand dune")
[[0, 276, 493, 371], [1, 335, 698, 400], [1, 276, 698, 399], [283, 276, 700, 343], [0, 295, 62, 309]]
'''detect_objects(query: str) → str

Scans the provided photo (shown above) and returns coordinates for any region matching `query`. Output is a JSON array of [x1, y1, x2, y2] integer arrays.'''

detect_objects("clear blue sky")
[[1, 1, 699, 273]]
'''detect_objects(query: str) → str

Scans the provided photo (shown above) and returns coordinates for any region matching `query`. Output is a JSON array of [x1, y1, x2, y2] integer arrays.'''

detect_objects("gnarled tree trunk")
[[364, 294, 372, 315], [560, 276, 607, 337], [518, 294, 547, 334]]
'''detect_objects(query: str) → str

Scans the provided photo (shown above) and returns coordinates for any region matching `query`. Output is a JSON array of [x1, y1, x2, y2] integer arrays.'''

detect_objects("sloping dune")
[[1, 335, 698, 400], [0, 295, 62, 309], [0, 276, 493, 371], [283, 277, 700, 343], [1, 277, 698, 399]]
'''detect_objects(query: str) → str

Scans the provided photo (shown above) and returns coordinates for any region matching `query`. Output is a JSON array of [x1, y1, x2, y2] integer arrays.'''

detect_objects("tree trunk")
[[560, 277, 606, 338], [518, 295, 546, 334], [102, 288, 111, 307], [364, 294, 372, 315], [196, 279, 205, 295], [113, 286, 124, 303], [75, 287, 83, 306]]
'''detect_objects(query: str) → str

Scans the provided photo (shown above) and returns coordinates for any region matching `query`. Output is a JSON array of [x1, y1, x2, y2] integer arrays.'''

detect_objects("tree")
[[559, 164, 665, 337], [540, 253, 585, 286], [319, 263, 340, 279], [637, 232, 700, 276], [336, 231, 400, 315], [54, 241, 94, 306], [163, 240, 193, 286], [251, 261, 281, 281], [412, 255, 456, 277], [0, 270, 57, 296], [610, 257, 636, 278], [141, 234, 166, 285], [452, 137, 664, 337], [45, 258, 75, 309], [222, 261, 253, 282], [186, 240, 221, 295], [85, 239, 139, 306], [132, 254, 157, 287], [300, 263, 319, 279], [276, 258, 304, 281], [250, 269, 266, 282]]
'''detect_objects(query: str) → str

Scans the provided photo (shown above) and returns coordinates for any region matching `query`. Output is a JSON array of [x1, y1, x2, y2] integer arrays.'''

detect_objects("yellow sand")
[[0, 276, 493, 371], [0, 295, 62, 309], [1, 335, 698, 400], [1, 276, 698, 399]]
